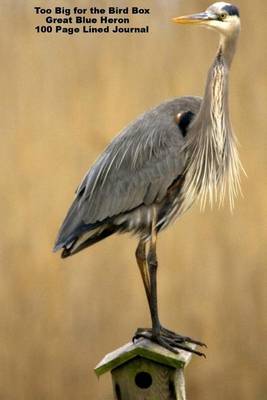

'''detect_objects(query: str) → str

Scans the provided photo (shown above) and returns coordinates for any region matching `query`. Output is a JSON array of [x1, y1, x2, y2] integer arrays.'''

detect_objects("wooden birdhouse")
[[95, 338, 195, 400]]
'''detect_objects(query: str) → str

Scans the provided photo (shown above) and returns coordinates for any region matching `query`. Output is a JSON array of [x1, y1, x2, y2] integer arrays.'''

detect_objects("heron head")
[[173, 2, 240, 37]]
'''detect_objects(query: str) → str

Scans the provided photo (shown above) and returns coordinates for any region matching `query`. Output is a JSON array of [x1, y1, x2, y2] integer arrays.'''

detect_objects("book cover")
[[1, 0, 266, 399]]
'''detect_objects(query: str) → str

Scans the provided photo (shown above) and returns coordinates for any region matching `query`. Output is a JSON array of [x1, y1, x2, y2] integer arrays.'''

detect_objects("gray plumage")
[[54, 2, 242, 260]]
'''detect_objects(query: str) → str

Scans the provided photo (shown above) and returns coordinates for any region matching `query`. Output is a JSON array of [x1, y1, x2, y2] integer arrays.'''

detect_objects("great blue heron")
[[54, 2, 242, 356]]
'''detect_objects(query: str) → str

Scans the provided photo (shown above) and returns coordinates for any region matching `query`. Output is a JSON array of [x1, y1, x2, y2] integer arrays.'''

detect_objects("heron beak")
[[172, 12, 215, 25]]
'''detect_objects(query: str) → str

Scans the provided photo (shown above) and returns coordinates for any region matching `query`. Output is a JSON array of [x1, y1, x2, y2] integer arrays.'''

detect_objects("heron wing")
[[55, 96, 201, 248]]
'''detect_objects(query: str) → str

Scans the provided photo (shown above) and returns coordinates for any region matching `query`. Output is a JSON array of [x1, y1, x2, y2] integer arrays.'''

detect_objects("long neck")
[[181, 32, 242, 212], [219, 31, 239, 68], [195, 32, 239, 129]]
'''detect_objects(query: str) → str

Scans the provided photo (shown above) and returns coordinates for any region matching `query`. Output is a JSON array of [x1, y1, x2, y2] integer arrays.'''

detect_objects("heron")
[[54, 2, 242, 356]]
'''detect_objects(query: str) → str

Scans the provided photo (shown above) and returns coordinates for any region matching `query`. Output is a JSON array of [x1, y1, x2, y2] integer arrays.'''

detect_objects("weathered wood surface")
[[111, 356, 185, 400], [95, 338, 193, 377], [95, 338, 195, 400]]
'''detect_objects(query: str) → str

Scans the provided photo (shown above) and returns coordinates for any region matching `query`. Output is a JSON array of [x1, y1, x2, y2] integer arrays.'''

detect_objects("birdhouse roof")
[[94, 338, 194, 376]]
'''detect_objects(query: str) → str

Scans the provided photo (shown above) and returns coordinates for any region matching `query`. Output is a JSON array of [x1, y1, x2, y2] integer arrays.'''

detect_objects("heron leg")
[[147, 227, 161, 337], [133, 214, 207, 356], [135, 240, 151, 307], [135, 211, 160, 335]]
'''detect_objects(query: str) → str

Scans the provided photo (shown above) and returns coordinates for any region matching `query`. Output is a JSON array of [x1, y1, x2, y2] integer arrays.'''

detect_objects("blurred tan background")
[[1, 0, 266, 399]]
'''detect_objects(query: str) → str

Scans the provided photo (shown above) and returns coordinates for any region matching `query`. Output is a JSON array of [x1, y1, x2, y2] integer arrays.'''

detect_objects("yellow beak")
[[172, 12, 214, 25]]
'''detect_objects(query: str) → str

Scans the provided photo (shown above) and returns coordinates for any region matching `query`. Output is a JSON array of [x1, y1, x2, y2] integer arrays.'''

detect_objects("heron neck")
[[193, 32, 239, 132], [193, 50, 229, 138], [181, 31, 241, 212], [219, 31, 239, 68]]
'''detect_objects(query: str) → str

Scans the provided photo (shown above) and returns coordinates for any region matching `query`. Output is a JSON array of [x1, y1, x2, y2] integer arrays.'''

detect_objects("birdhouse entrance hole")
[[135, 371, 153, 389]]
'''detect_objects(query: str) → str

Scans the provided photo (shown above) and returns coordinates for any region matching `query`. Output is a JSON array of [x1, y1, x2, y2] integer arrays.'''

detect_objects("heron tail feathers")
[[57, 224, 117, 258]]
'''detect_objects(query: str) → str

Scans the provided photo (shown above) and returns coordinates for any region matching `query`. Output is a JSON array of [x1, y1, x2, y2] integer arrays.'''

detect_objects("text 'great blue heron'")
[[54, 2, 242, 356]]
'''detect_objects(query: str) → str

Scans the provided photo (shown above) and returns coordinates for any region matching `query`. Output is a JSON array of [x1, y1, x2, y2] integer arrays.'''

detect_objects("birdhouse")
[[95, 338, 195, 400]]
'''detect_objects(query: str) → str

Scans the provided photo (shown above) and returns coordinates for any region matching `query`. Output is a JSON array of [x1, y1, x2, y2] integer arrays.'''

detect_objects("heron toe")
[[133, 327, 206, 357], [160, 326, 207, 347]]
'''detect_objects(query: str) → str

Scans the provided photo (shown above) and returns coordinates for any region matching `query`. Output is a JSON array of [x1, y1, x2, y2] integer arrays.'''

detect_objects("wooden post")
[[95, 338, 195, 400]]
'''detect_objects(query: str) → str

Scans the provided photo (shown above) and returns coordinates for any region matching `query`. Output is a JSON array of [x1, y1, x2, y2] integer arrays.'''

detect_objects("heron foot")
[[133, 326, 206, 357]]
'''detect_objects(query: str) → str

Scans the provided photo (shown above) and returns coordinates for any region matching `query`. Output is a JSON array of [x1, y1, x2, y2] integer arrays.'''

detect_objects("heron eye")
[[219, 12, 227, 20]]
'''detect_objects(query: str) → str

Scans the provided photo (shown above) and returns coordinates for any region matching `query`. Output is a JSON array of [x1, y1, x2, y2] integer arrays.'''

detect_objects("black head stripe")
[[222, 4, 240, 17]]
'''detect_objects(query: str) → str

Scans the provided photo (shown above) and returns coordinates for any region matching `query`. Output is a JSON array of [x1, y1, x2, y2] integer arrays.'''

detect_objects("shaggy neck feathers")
[[180, 35, 242, 213]]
